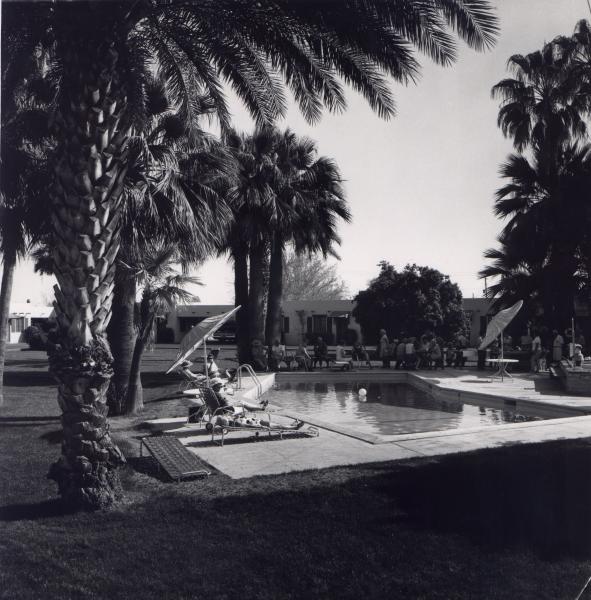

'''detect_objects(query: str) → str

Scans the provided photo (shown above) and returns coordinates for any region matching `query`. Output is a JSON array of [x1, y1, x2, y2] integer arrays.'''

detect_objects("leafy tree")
[[353, 262, 466, 344], [281, 252, 349, 303], [9, 0, 498, 509]]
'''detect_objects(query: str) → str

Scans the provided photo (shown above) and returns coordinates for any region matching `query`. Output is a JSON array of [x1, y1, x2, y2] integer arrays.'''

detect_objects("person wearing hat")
[[552, 329, 564, 364], [573, 344, 584, 367], [209, 376, 268, 413], [210, 377, 304, 432], [206, 353, 222, 379], [179, 360, 205, 384]]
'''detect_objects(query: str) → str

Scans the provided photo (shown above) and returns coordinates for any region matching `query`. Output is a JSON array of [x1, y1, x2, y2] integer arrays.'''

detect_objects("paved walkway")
[[172, 368, 591, 479]]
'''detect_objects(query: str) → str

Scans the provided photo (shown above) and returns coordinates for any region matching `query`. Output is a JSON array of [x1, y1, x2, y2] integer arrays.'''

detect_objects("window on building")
[[312, 314, 327, 333], [10, 317, 25, 333], [282, 316, 290, 333], [479, 316, 488, 336]]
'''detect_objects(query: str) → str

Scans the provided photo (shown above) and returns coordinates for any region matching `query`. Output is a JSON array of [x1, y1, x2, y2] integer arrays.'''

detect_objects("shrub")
[[22, 325, 47, 350]]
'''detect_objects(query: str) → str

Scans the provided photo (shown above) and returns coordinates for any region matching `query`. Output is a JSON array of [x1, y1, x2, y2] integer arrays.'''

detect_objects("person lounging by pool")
[[209, 378, 305, 430], [179, 360, 207, 384]]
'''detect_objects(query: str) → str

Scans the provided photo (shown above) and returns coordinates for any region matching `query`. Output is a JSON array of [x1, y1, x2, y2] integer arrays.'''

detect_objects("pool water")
[[268, 381, 545, 441]]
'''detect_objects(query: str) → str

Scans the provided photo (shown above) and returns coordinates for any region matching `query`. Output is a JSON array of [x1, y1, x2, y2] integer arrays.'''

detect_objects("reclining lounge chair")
[[200, 386, 317, 446]]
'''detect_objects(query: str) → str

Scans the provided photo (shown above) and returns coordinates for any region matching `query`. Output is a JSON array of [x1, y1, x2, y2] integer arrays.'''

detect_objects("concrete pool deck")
[[177, 368, 591, 479]]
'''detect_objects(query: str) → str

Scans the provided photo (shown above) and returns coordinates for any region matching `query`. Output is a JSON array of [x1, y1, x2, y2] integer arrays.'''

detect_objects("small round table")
[[487, 358, 519, 381]]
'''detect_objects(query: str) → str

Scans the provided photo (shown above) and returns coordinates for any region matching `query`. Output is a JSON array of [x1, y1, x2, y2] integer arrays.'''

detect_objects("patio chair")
[[200, 386, 315, 446]]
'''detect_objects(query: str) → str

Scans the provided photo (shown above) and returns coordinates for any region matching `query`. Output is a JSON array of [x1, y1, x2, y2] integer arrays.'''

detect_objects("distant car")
[[212, 332, 236, 344]]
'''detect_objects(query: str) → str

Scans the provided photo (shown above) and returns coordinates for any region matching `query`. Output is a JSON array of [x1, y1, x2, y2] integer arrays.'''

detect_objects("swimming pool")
[[267, 380, 548, 443]]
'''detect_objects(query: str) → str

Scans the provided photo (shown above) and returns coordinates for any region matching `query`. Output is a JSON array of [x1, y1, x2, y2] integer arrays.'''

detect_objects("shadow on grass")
[[0, 499, 76, 522], [39, 429, 62, 444], [386, 440, 591, 560], [3, 371, 55, 387], [0, 416, 60, 423], [144, 392, 187, 403], [141, 373, 178, 389]]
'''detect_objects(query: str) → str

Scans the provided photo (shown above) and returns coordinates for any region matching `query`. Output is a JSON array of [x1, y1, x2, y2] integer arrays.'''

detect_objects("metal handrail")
[[235, 363, 263, 400]]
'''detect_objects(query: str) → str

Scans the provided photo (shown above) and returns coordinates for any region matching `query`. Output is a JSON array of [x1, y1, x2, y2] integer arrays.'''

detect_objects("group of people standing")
[[529, 328, 587, 373], [377, 329, 462, 370]]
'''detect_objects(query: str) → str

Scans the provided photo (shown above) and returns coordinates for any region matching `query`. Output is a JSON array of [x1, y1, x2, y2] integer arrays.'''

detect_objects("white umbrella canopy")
[[478, 300, 523, 350], [166, 306, 241, 374]]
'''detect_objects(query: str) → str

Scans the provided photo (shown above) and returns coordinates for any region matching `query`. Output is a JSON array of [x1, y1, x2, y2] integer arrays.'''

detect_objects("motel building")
[[7, 301, 55, 343], [163, 298, 493, 348]]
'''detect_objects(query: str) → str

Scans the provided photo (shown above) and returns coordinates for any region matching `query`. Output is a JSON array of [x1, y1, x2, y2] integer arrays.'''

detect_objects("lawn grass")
[[2, 347, 591, 599]]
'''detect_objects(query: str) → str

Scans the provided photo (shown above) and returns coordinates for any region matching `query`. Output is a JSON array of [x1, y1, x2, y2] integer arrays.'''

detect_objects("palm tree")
[[221, 127, 279, 361], [108, 77, 233, 416], [0, 25, 54, 404], [17, 0, 498, 509], [485, 26, 591, 330], [265, 132, 350, 345], [492, 44, 588, 157], [126, 247, 200, 413], [481, 144, 591, 328]]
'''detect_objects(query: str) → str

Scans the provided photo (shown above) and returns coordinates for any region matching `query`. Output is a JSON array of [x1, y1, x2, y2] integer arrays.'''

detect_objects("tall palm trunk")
[[0, 246, 17, 405], [107, 270, 137, 415], [126, 325, 149, 416], [126, 294, 155, 414], [48, 17, 128, 510], [233, 244, 249, 364], [265, 234, 284, 346], [248, 242, 267, 344]]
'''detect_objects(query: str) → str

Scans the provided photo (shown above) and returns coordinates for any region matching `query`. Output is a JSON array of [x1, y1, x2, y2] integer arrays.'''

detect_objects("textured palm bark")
[[125, 295, 151, 415], [265, 235, 284, 346], [107, 271, 137, 415], [248, 243, 267, 345], [233, 245, 250, 364], [0, 247, 16, 405], [48, 17, 128, 510]]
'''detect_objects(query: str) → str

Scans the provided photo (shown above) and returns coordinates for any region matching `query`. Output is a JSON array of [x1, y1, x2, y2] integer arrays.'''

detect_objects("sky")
[[10, 0, 590, 306]]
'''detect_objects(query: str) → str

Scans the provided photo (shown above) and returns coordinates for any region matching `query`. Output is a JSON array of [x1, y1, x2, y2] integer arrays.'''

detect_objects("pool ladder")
[[235, 364, 263, 401]]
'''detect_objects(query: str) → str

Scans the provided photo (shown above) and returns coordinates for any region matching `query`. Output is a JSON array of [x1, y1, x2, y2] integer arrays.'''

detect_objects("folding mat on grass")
[[140, 436, 211, 482]]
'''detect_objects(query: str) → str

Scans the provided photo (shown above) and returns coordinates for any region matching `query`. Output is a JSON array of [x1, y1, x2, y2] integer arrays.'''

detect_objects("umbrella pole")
[[204, 341, 209, 386], [500, 335, 504, 382]]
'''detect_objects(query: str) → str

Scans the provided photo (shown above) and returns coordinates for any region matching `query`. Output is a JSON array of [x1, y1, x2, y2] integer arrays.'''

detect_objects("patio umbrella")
[[478, 300, 523, 351], [165, 305, 241, 376]]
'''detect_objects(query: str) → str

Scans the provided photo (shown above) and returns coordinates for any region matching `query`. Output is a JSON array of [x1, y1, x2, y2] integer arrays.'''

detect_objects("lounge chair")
[[200, 386, 315, 446], [176, 367, 206, 391]]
